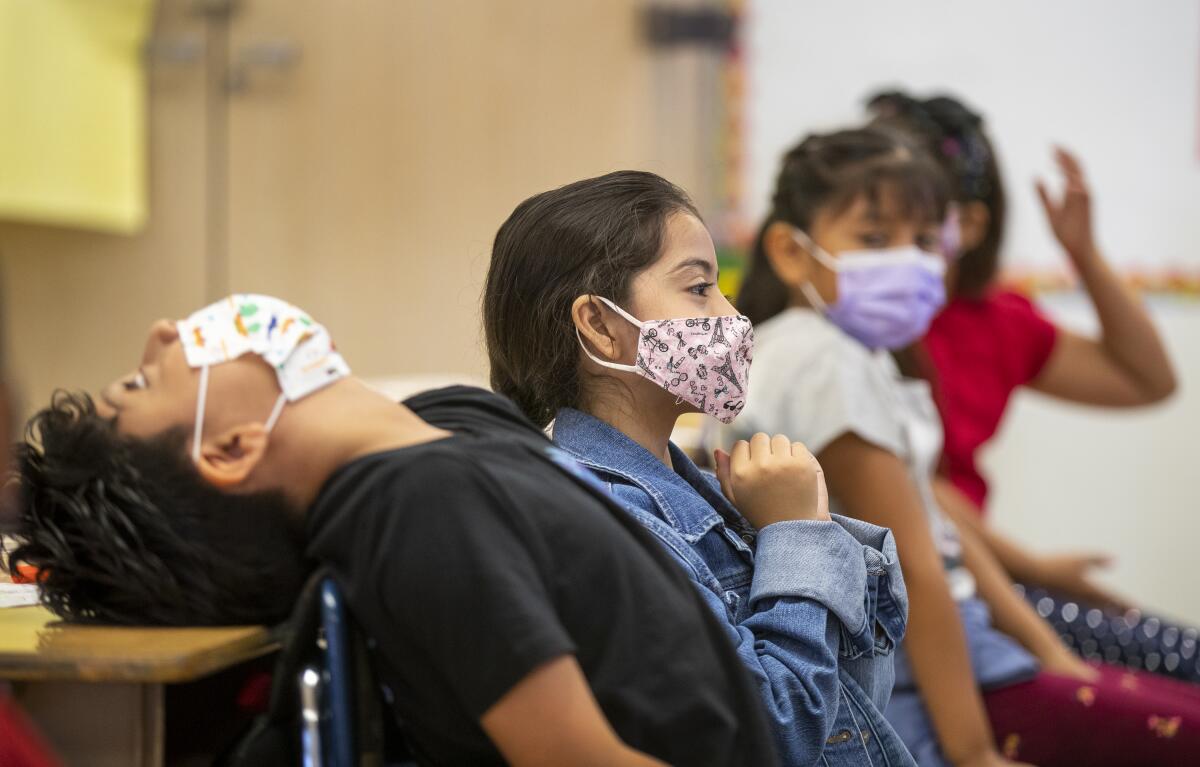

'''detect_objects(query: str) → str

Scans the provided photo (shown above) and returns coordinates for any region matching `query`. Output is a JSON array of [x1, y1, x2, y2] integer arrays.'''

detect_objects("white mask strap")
[[792, 229, 834, 313], [576, 328, 640, 374], [191, 364, 288, 464], [792, 229, 839, 271], [590, 295, 644, 328], [574, 296, 644, 373], [191, 364, 210, 462], [800, 282, 830, 313], [264, 392, 288, 432]]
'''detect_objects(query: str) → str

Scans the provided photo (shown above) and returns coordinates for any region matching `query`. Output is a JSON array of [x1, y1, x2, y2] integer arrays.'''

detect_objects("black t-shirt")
[[305, 387, 777, 767]]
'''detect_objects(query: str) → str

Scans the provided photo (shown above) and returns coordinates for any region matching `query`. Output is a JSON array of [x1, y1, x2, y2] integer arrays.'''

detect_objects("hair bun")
[[865, 89, 920, 118], [923, 95, 984, 135], [866, 89, 986, 140]]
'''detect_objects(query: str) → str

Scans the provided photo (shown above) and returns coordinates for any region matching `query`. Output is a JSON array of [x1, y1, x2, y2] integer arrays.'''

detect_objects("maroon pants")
[[985, 662, 1200, 765]]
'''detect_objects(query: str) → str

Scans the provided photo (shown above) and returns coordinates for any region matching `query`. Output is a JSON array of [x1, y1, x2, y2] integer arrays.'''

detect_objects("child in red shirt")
[[924, 289, 1057, 511], [868, 90, 1195, 685]]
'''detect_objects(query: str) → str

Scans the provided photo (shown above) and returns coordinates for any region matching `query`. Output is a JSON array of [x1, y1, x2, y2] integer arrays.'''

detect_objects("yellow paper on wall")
[[0, 0, 155, 233]]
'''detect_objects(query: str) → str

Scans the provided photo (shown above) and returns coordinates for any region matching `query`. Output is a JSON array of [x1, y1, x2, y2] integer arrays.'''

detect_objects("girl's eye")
[[689, 282, 715, 297], [858, 232, 889, 248], [123, 371, 147, 391]]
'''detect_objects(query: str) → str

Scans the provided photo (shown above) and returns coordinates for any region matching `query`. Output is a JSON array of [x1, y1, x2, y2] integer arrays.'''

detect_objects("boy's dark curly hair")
[[5, 391, 311, 625]]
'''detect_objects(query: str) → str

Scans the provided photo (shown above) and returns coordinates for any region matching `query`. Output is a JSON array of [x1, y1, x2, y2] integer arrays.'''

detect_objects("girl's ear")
[[957, 200, 991, 252], [571, 295, 627, 365], [762, 221, 814, 289]]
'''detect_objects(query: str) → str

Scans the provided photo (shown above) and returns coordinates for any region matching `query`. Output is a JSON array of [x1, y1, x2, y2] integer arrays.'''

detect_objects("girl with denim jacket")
[[733, 126, 1200, 766], [483, 170, 915, 766]]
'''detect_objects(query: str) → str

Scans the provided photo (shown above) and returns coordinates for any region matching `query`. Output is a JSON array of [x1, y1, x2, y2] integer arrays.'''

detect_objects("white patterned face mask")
[[175, 294, 351, 461]]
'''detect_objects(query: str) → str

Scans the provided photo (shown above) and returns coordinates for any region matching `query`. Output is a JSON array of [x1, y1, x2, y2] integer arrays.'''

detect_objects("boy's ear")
[[571, 295, 626, 365], [957, 200, 991, 252], [762, 221, 813, 289], [194, 422, 270, 489]]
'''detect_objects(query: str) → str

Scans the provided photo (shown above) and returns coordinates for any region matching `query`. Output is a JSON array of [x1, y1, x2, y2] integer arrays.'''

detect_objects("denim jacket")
[[553, 408, 915, 767]]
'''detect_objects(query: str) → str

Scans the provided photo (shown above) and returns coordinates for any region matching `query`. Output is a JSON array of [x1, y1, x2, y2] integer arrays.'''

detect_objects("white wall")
[[986, 298, 1200, 623], [746, 0, 1200, 621], [745, 0, 1200, 272]]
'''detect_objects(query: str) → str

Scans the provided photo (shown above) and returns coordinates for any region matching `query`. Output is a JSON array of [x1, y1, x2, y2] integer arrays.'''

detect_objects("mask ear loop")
[[264, 392, 288, 432], [574, 296, 643, 374], [191, 364, 210, 463], [799, 282, 830, 313], [791, 229, 835, 313], [575, 327, 640, 373], [192, 364, 288, 464], [589, 295, 645, 327]]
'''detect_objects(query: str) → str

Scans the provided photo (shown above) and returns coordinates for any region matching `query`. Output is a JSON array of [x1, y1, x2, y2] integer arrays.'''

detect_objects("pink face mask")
[[577, 296, 755, 424]]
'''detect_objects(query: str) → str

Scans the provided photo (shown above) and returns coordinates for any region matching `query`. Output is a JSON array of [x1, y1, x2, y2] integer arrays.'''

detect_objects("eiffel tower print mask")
[[576, 296, 754, 424]]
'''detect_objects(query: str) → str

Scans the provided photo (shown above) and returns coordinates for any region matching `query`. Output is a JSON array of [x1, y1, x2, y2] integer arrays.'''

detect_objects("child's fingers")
[[729, 439, 751, 485], [770, 433, 791, 458], [1035, 179, 1054, 214], [788, 440, 814, 460], [813, 462, 829, 519], [714, 448, 735, 502], [1055, 145, 1085, 180], [1083, 552, 1115, 569], [731, 439, 750, 465], [748, 432, 770, 461]]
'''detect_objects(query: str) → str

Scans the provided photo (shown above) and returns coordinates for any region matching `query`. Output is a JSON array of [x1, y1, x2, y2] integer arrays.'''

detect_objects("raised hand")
[[1035, 146, 1099, 264]]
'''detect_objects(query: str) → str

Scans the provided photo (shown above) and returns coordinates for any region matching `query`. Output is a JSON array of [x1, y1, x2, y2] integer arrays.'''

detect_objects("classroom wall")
[[1, 0, 723, 421], [745, 0, 1200, 621], [986, 299, 1200, 624], [745, 0, 1200, 274], [0, 0, 210, 419]]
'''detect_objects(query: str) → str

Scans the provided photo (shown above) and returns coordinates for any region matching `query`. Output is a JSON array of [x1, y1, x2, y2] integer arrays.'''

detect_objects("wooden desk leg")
[[14, 680, 165, 767], [141, 683, 165, 766]]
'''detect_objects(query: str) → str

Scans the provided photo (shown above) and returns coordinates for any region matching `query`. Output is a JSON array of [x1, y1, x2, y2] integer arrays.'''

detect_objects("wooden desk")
[[0, 606, 278, 767]]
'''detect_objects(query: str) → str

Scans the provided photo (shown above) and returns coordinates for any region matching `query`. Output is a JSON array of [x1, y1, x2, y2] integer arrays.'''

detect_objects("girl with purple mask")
[[733, 126, 1200, 767]]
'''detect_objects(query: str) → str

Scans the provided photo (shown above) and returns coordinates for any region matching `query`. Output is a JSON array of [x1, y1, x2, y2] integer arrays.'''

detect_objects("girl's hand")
[[1034, 552, 1133, 614], [1035, 146, 1099, 265], [713, 433, 830, 528], [1038, 642, 1101, 684]]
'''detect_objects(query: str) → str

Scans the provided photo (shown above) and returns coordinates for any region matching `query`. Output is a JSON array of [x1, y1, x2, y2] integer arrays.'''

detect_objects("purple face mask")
[[794, 230, 947, 350], [577, 296, 755, 424]]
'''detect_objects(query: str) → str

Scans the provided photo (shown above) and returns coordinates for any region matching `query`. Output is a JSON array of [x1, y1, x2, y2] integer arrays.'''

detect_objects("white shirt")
[[725, 307, 975, 599]]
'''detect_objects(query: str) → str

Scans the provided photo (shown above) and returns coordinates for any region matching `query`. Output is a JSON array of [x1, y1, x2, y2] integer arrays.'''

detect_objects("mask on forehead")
[[176, 294, 351, 462]]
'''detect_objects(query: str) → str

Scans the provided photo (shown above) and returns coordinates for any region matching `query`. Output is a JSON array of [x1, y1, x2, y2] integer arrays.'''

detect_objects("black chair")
[[221, 570, 412, 767]]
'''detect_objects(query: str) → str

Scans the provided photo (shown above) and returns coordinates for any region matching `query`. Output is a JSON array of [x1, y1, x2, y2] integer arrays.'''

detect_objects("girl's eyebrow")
[[670, 258, 715, 277]]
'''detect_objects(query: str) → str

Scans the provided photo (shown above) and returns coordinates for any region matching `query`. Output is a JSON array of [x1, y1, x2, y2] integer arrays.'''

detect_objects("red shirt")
[[922, 290, 1058, 513]]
